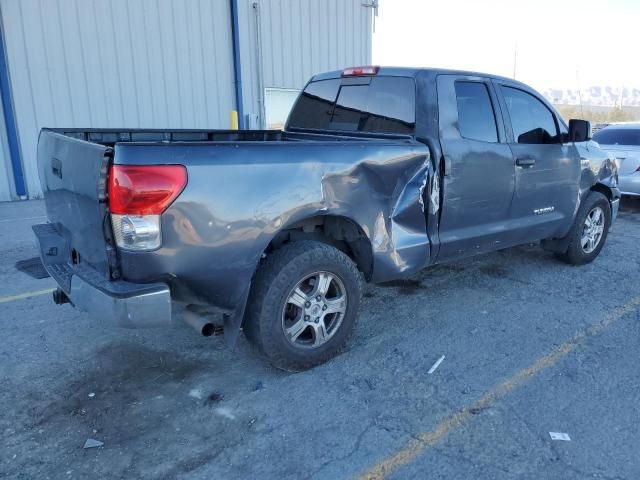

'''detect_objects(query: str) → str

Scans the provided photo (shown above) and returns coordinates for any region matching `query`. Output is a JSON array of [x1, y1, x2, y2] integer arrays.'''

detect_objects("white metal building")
[[0, 0, 375, 201]]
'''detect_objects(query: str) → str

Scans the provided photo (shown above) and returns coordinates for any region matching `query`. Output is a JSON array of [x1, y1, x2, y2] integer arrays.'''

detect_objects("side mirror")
[[568, 119, 591, 142]]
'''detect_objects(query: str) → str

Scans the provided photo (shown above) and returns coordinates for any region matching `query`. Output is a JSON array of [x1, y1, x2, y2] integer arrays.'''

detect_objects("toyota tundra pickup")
[[34, 66, 620, 370]]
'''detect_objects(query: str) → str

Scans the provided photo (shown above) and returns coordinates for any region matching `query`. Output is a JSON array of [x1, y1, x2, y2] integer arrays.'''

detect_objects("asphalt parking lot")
[[1, 198, 639, 480]]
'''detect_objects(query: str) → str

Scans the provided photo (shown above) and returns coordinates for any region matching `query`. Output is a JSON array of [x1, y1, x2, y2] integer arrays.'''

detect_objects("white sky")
[[372, 0, 640, 91]]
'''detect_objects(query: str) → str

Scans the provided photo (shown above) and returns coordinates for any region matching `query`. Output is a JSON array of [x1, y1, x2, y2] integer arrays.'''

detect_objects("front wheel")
[[555, 191, 611, 265], [244, 241, 363, 371]]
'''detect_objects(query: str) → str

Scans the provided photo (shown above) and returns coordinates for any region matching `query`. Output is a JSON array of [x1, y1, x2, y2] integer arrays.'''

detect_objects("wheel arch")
[[590, 182, 614, 203], [263, 214, 374, 281]]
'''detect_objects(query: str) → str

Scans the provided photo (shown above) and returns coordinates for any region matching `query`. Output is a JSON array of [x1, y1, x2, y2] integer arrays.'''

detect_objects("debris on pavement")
[[214, 407, 236, 420], [205, 392, 223, 406], [428, 355, 446, 374], [88, 392, 95, 398], [83, 438, 104, 449], [188, 388, 203, 400], [549, 432, 571, 441]]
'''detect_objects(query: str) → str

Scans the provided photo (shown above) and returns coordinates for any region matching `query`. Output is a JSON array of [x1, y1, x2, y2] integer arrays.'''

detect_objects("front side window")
[[501, 86, 559, 144], [454, 81, 498, 143]]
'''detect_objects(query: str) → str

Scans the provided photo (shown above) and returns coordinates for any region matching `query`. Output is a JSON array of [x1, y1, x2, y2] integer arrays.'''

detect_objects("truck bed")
[[47, 128, 414, 146], [36, 126, 431, 339]]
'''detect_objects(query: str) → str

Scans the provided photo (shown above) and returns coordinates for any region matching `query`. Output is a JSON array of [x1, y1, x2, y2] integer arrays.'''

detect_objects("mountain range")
[[541, 86, 640, 107]]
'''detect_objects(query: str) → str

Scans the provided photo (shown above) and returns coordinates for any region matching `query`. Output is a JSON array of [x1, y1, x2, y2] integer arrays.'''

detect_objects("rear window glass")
[[454, 81, 498, 143], [593, 128, 640, 146], [287, 76, 416, 135]]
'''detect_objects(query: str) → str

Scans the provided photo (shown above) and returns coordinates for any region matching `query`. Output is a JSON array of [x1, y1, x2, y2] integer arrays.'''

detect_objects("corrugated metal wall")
[[0, 92, 14, 201], [238, 0, 373, 127], [0, 0, 236, 198], [0, 0, 373, 199], [260, 0, 372, 88]]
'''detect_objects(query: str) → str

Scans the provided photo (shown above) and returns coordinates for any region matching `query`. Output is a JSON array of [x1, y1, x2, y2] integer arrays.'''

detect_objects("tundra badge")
[[534, 206, 555, 215]]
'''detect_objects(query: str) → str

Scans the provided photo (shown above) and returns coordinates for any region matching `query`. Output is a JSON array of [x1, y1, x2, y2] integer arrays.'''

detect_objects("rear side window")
[[454, 82, 498, 143], [593, 128, 640, 146], [287, 76, 415, 135], [501, 86, 559, 144]]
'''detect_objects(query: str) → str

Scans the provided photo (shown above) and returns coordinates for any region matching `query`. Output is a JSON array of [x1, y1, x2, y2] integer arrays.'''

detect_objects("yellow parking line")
[[0, 288, 56, 304], [358, 296, 640, 480]]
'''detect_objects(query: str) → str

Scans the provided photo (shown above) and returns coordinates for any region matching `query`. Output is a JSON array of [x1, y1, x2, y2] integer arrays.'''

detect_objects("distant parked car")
[[592, 122, 611, 134], [593, 123, 640, 197]]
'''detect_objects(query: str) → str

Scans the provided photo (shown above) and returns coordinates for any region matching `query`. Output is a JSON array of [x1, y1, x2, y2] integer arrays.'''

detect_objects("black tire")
[[244, 240, 363, 371], [555, 191, 611, 265]]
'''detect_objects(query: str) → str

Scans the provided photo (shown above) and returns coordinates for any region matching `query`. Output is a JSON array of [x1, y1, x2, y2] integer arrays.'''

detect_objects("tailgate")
[[37, 129, 114, 276]]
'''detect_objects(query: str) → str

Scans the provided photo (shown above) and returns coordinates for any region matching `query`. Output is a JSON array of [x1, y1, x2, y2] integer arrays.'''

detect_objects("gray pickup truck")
[[34, 66, 620, 370]]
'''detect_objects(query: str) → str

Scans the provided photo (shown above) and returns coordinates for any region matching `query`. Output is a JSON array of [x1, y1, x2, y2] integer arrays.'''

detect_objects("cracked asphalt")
[[1, 198, 639, 480]]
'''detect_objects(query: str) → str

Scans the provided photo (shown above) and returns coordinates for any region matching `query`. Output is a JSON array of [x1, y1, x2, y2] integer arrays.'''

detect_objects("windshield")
[[287, 76, 416, 135], [593, 127, 640, 146]]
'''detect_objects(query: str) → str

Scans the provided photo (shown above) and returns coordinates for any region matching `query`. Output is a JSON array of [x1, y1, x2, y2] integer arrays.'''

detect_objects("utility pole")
[[576, 70, 584, 117]]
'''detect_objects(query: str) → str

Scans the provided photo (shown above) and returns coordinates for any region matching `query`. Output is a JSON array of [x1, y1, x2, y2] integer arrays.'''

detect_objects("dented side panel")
[[114, 141, 431, 314], [577, 140, 620, 198]]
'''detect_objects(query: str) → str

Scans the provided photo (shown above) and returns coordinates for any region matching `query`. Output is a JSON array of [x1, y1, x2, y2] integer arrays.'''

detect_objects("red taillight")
[[341, 66, 379, 77], [108, 165, 187, 215]]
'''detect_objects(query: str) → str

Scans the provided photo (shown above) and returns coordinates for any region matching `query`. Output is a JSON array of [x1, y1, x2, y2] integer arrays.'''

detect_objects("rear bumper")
[[67, 273, 171, 328], [33, 223, 171, 328]]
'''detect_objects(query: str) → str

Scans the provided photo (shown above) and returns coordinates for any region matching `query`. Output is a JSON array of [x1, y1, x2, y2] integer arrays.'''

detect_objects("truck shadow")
[[29, 343, 206, 428]]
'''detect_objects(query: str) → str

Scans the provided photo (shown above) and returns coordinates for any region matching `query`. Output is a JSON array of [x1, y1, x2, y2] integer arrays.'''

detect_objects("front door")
[[436, 75, 516, 261], [495, 83, 580, 243]]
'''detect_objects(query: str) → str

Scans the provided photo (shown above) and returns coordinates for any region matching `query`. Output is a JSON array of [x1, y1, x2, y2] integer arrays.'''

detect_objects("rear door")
[[436, 74, 515, 261], [495, 83, 580, 242]]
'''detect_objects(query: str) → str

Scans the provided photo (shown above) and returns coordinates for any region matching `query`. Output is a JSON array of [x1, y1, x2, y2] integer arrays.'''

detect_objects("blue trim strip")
[[0, 25, 25, 196], [229, 0, 245, 129]]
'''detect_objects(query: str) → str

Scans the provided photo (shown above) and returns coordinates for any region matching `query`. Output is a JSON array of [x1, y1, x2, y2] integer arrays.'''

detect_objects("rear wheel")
[[244, 241, 362, 371], [555, 192, 611, 265]]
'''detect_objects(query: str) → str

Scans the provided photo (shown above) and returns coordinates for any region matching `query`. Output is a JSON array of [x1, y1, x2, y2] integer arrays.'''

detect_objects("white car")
[[593, 123, 640, 197]]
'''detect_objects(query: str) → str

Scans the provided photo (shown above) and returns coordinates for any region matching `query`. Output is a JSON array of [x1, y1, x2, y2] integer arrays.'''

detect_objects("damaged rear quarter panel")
[[115, 141, 431, 313]]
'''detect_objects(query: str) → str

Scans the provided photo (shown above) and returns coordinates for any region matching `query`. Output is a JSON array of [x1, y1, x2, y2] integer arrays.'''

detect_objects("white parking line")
[[0, 288, 55, 304], [0, 215, 47, 223]]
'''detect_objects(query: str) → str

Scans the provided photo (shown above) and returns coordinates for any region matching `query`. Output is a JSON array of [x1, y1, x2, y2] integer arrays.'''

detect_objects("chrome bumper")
[[611, 198, 620, 224], [33, 223, 171, 328], [68, 274, 171, 328]]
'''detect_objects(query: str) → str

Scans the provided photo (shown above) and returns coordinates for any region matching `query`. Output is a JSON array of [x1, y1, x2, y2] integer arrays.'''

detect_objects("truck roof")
[[312, 66, 523, 86]]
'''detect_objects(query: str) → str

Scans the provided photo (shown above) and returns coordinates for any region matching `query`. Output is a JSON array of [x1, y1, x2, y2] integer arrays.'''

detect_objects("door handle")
[[516, 156, 535, 167]]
